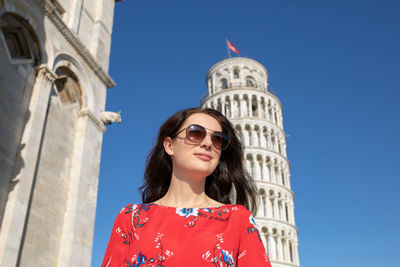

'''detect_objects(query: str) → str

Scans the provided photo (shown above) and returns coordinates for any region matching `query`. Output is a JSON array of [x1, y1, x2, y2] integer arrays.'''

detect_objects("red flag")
[[227, 40, 240, 54]]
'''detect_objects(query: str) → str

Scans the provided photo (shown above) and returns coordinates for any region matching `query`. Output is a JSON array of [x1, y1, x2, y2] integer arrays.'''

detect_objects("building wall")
[[0, 0, 117, 266], [0, 35, 37, 227]]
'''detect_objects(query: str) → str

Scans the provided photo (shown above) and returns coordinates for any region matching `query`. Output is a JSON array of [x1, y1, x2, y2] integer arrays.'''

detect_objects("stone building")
[[201, 57, 300, 267], [0, 0, 120, 266]]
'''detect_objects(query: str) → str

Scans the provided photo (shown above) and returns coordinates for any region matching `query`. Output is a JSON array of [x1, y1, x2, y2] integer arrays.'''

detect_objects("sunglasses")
[[173, 124, 229, 150]]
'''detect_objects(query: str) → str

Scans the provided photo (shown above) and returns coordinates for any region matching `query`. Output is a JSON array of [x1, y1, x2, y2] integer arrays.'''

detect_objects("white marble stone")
[[201, 57, 300, 267]]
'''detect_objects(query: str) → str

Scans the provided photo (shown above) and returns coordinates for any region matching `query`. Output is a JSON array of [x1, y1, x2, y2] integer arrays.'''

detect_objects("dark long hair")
[[139, 107, 258, 213]]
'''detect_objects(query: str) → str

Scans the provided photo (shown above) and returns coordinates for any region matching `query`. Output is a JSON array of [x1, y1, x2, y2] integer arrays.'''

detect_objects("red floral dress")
[[102, 203, 271, 267]]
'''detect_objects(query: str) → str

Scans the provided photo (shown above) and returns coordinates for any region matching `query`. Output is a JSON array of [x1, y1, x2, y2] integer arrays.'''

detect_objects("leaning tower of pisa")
[[200, 57, 300, 267]]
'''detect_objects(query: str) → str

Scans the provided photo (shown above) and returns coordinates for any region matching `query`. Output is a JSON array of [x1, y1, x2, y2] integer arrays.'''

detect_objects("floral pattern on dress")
[[247, 214, 262, 242], [202, 233, 237, 267], [128, 233, 174, 267], [102, 204, 271, 267], [176, 207, 198, 218], [176, 207, 199, 227]]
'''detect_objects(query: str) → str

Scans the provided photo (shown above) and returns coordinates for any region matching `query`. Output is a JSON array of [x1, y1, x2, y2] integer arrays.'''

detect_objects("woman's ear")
[[163, 137, 174, 156]]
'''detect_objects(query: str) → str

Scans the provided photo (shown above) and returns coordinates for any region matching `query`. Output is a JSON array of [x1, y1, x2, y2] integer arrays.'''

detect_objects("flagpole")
[[225, 38, 231, 58]]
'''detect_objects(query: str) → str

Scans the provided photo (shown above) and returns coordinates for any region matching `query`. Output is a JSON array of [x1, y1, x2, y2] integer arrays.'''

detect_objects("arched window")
[[216, 100, 222, 113], [245, 125, 252, 146], [285, 204, 289, 222], [246, 154, 254, 177], [0, 13, 40, 63], [235, 125, 243, 143], [289, 241, 294, 263], [220, 78, 228, 89], [246, 76, 256, 87], [55, 67, 82, 108], [251, 96, 259, 117], [233, 68, 240, 78]]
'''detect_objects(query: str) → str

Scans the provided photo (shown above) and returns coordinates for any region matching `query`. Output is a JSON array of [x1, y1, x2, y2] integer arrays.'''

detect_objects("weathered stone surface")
[[0, 0, 117, 266]]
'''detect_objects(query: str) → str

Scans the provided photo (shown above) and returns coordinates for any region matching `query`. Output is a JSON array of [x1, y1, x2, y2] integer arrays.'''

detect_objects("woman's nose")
[[200, 133, 213, 150]]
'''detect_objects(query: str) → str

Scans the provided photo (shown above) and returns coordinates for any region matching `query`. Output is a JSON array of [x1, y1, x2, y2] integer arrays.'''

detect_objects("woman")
[[102, 108, 271, 267]]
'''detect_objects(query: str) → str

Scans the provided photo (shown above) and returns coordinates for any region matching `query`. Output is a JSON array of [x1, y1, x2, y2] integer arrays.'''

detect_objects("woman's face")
[[164, 113, 222, 179]]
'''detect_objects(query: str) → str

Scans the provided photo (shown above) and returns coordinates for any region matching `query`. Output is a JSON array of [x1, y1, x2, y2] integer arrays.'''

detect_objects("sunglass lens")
[[187, 125, 206, 142], [212, 132, 229, 150]]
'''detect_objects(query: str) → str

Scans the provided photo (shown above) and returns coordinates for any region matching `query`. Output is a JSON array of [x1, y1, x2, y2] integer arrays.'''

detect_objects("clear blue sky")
[[91, 0, 400, 266]]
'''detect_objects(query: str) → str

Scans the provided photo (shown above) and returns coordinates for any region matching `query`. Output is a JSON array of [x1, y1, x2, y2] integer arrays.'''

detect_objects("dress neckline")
[[148, 203, 232, 209]]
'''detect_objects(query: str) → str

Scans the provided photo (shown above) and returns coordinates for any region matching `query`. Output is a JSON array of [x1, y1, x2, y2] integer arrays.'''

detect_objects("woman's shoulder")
[[112, 203, 143, 220], [229, 204, 258, 228], [230, 204, 253, 215]]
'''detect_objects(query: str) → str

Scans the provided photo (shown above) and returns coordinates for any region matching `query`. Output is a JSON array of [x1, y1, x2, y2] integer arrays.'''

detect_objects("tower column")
[[247, 96, 251, 117], [268, 233, 276, 260], [285, 238, 290, 263], [277, 235, 283, 261], [273, 198, 279, 219], [294, 241, 299, 265]]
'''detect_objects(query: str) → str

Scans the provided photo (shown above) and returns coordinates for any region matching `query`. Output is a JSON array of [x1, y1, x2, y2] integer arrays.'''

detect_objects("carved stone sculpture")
[[100, 110, 121, 125]]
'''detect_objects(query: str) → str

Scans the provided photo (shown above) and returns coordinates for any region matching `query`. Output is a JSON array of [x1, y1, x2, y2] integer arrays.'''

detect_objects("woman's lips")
[[194, 153, 212, 161]]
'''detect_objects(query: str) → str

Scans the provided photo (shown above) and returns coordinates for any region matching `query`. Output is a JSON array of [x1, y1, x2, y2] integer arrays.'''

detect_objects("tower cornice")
[[206, 57, 268, 79]]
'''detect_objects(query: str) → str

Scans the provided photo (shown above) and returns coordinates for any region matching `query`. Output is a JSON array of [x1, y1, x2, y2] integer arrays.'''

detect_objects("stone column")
[[266, 132, 272, 149], [268, 234, 276, 261], [263, 233, 269, 254], [291, 204, 296, 225], [266, 162, 271, 182], [0, 66, 56, 267], [267, 107, 271, 121], [273, 198, 279, 220], [277, 236, 283, 261], [232, 97, 237, 118], [57, 108, 106, 267], [261, 156, 266, 181], [247, 97, 251, 117], [285, 238, 290, 263], [274, 134, 279, 153], [271, 164, 276, 184], [295, 240, 300, 265], [286, 171, 292, 189], [265, 194, 271, 217], [283, 141, 287, 157], [277, 166, 283, 185], [254, 159, 260, 180], [221, 99, 225, 117]]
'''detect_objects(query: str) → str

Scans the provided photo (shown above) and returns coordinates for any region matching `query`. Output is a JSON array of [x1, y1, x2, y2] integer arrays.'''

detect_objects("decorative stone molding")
[[207, 57, 268, 79], [36, 64, 57, 82], [43, 0, 115, 88]]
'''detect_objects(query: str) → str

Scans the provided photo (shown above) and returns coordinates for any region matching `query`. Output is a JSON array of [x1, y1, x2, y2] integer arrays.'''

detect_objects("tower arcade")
[[201, 57, 300, 267]]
